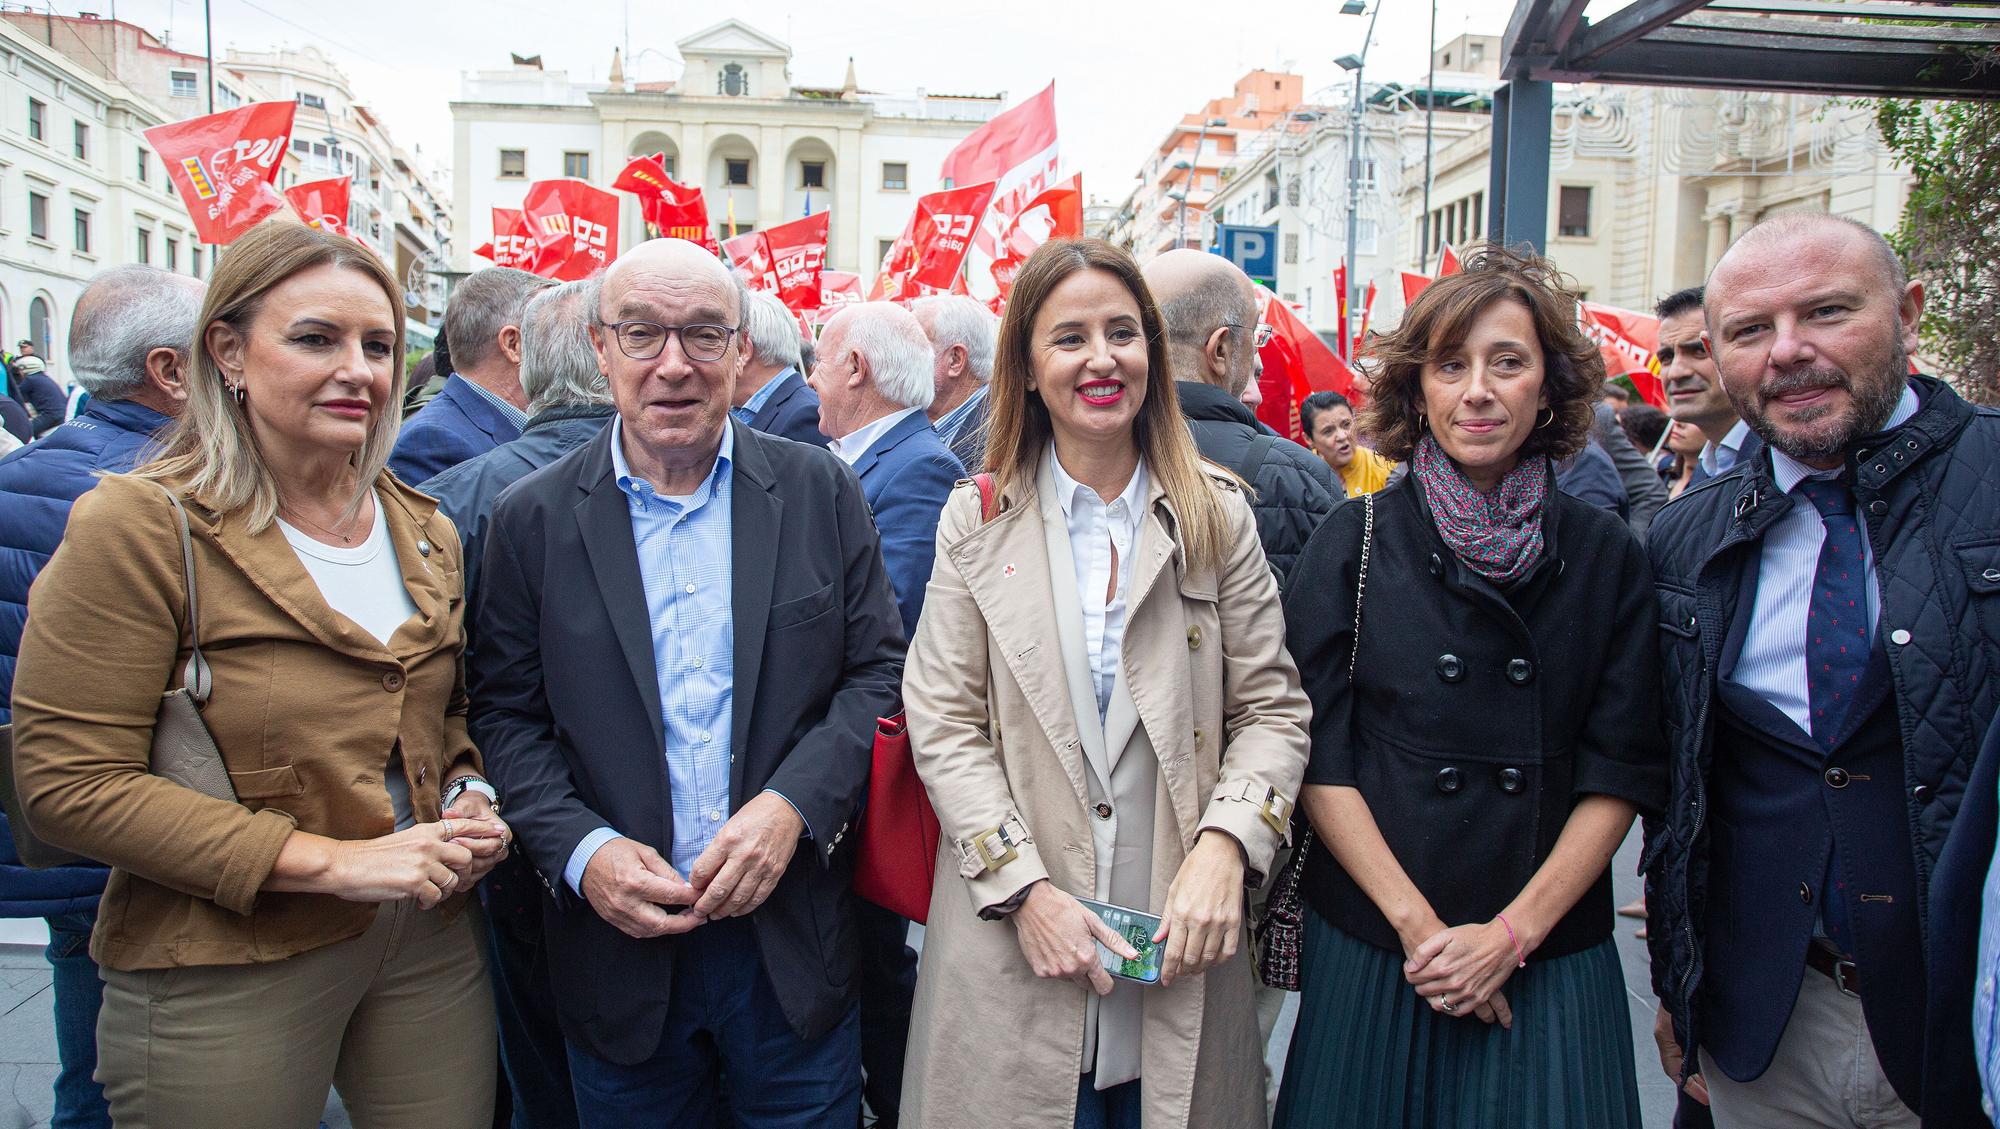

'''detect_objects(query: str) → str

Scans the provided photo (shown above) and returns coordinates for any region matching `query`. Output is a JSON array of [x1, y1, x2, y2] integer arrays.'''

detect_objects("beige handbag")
[[1, 484, 235, 870]]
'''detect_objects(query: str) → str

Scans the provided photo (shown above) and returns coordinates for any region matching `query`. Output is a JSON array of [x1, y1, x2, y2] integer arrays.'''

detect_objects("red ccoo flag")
[[285, 176, 351, 238], [991, 175, 1082, 298], [940, 82, 1059, 258], [763, 211, 832, 314], [908, 181, 998, 291], [520, 179, 620, 281], [145, 101, 296, 244], [1582, 302, 1668, 408], [723, 230, 776, 292], [1255, 295, 1357, 441]]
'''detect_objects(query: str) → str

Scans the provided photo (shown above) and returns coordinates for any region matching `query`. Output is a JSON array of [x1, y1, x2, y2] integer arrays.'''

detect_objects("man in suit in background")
[[806, 301, 962, 1127], [730, 290, 827, 448], [911, 294, 997, 471], [1658, 285, 1756, 486], [391, 267, 551, 481], [469, 238, 904, 1128]]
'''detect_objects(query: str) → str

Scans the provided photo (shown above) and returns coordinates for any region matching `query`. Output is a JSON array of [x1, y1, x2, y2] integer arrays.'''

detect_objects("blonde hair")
[[131, 220, 407, 531], [986, 238, 1233, 571]]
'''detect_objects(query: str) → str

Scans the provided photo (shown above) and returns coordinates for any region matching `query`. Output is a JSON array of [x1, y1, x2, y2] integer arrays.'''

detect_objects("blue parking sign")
[[1214, 224, 1278, 287]]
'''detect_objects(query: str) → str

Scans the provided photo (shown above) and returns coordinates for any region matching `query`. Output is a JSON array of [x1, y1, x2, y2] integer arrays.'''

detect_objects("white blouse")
[[1049, 446, 1149, 720]]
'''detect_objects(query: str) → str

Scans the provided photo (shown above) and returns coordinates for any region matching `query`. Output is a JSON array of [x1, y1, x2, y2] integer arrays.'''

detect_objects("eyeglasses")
[[1225, 322, 1276, 348], [599, 320, 739, 362]]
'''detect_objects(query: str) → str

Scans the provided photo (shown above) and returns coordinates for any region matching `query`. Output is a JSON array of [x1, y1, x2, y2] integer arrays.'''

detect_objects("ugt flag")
[[285, 176, 350, 237], [145, 102, 295, 244], [521, 179, 620, 281], [940, 82, 1058, 259]]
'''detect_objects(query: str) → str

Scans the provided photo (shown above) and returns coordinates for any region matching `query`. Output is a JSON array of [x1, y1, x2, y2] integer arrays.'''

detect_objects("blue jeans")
[[1074, 1072, 1141, 1129], [564, 916, 860, 1129], [44, 911, 110, 1129]]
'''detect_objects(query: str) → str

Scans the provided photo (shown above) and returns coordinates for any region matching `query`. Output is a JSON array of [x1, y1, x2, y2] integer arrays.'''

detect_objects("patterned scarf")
[[1412, 432, 1550, 585]]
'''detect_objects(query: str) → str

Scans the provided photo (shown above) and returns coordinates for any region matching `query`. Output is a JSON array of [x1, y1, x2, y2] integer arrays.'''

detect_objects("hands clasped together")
[[581, 791, 805, 939], [1398, 915, 1524, 1029]]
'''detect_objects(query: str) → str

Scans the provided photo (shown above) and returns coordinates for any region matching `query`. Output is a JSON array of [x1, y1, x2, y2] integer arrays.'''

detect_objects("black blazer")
[[468, 420, 905, 1062], [1284, 474, 1667, 959], [749, 369, 831, 448]]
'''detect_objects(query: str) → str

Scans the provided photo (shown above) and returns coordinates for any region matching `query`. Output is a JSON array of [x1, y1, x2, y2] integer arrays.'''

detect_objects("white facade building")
[[450, 20, 1000, 278]]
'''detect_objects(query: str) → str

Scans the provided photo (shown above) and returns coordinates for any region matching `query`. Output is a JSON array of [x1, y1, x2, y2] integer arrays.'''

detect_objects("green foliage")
[[1875, 91, 2000, 403]]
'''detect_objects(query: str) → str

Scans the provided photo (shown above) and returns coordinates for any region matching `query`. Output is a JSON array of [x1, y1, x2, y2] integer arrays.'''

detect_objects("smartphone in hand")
[[1076, 897, 1165, 985]]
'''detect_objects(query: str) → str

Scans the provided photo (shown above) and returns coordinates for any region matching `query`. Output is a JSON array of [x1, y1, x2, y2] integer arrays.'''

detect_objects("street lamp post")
[[1176, 117, 1228, 250], [1337, 2, 1382, 358]]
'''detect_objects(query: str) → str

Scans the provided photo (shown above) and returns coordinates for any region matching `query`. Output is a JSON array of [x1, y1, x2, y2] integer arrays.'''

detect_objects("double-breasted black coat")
[[1283, 471, 1668, 959]]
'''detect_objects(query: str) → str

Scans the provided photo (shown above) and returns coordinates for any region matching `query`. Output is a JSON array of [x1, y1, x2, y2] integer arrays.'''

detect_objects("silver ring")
[[1439, 997, 1456, 1013], [441, 818, 455, 839], [440, 871, 458, 892]]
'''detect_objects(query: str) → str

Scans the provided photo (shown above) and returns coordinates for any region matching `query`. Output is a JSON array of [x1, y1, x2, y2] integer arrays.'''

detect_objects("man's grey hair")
[[742, 290, 803, 370], [443, 267, 552, 374], [836, 304, 935, 411], [1155, 271, 1255, 350], [66, 266, 205, 400], [912, 295, 998, 385], [519, 280, 607, 415]]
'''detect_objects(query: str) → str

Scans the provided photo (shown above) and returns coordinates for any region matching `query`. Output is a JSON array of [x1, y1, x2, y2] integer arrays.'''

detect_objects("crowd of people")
[[0, 207, 1995, 1129]]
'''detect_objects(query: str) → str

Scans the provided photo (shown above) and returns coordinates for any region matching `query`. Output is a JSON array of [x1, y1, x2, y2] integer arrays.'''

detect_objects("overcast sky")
[[91, 0, 1628, 201]]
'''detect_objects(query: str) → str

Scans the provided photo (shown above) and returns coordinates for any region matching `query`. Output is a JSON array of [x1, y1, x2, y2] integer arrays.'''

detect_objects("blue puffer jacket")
[[0, 398, 171, 917]]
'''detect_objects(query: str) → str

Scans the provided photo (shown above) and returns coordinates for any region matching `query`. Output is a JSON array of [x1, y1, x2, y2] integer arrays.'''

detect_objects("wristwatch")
[[441, 775, 501, 813]]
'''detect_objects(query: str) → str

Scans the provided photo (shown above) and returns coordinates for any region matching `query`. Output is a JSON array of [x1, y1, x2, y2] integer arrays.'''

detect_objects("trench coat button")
[[381, 670, 405, 692], [1506, 658, 1533, 685], [1799, 882, 1813, 906], [1187, 626, 1202, 651], [1824, 767, 1850, 789], [1435, 654, 1464, 682], [1435, 767, 1461, 794], [1868, 500, 1888, 518], [417, 539, 432, 557], [1913, 783, 1934, 804], [1890, 629, 1912, 646], [1093, 802, 1114, 820], [1497, 767, 1525, 794], [1427, 553, 1444, 577]]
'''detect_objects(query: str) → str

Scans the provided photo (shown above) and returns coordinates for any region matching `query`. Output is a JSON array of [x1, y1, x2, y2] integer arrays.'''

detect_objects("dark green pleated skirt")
[[1273, 908, 1642, 1129]]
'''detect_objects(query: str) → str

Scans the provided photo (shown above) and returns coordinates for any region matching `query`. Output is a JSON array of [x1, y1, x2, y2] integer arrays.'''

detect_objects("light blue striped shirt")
[[730, 366, 796, 427], [456, 371, 530, 431], [1731, 385, 1918, 732], [933, 384, 988, 446], [564, 419, 736, 888]]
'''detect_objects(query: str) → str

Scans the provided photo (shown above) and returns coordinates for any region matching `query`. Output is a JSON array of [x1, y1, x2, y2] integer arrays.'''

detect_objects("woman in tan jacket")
[[11, 221, 506, 1128], [900, 238, 1311, 1129]]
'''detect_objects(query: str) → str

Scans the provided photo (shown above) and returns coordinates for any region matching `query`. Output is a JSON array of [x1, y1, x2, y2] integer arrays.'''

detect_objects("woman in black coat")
[[1275, 244, 1667, 1129]]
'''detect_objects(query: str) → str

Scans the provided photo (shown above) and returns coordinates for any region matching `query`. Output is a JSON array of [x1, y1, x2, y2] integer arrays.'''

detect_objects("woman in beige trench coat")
[[900, 238, 1311, 1129]]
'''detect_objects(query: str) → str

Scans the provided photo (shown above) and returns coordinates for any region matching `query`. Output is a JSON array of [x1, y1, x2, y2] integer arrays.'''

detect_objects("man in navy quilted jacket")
[[0, 265, 204, 1129]]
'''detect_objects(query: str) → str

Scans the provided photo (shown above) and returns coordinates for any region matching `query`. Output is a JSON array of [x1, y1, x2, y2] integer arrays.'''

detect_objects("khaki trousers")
[[1700, 966, 1918, 1129], [96, 899, 496, 1129]]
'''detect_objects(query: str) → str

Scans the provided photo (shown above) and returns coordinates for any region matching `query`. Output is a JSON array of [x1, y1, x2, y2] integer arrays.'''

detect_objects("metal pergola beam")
[[1536, 19, 2000, 98], [1567, 0, 1715, 66], [1707, 0, 2000, 21]]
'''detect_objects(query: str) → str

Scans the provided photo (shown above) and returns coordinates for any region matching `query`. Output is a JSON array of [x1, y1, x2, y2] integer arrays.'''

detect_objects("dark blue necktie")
[[1798, 478, 1871, 749]]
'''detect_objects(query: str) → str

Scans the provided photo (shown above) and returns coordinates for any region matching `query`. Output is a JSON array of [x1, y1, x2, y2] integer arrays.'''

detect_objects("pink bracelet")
[[1496, 912, 1527, 968]]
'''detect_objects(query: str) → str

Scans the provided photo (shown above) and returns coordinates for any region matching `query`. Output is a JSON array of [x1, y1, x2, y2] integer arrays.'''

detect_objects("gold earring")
[[1536, 407, 1556, 429]]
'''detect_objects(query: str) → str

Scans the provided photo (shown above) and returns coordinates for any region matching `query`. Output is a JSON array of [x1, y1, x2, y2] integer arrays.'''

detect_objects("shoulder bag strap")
[[149, 483, 211, 705], [973, 472, 999, 523], [1240, 432, 1279, 488], [1349, 491, 1374, 682]]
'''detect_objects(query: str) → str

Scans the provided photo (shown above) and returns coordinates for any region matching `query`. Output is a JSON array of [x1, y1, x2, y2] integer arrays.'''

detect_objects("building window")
[[878, 238, 896, 267], [297, 92, 326, 110], [74, 210, 92, 254], [663, 154, 677, 179], [725, 158, 751, 187], [170, 70, 199, 99], [563, 151, 590, 179], [1472, 191, 1485, 238], [28, 297, 50, 357], [136, 228, 151, 263], [166, 237, 179, 271], [1558, 185, 1592, 238], [499, 149, 526, 179], [192, 247, 204, 279], [1285, 177, 1301, 207], [74, 121, 89, 161], [216, 84, 241, 109], [27, 98, 44, 142], [28, 192, 48, 241], [1283, 232, 1299, 264], [881, 162, 907, 191], [1358, 218, 1379, 255], [136, 146, 150, 185], [719, 63, 748, 97], [801, 161, 826, 190]]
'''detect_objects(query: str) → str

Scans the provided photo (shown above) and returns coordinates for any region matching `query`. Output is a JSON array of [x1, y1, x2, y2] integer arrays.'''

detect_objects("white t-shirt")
[[279, 498, 421, 829]]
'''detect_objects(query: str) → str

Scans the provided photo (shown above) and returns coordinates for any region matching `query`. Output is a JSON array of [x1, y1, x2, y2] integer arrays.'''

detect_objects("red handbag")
[[852, 475, 999, 924]]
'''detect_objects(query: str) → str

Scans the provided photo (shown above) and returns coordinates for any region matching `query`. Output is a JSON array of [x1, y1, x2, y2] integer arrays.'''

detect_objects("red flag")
[[869, 228, 916, 300], [909, 181, 998, 291], [1356, 280, 1377, 353], [284, 176, 350, 237], [940, 82, 1059, 258], [655, 180, 719, 254], [820, 271, 864, 309], [991, 175, 1082, 298], [1439, 243, 1462, 276], [481, 208, 534, 269], [520, 179, 619, 281], [1255, 296, 1357, 441], [723, 231, 776, 291], [145, 102, 295, 244], [1401, 270, 1434, 306], [764, 211, 831, 313], [1581, 302, 1667, 408], [1333, 263, 1350, 359], [612, 153, 675, 228]]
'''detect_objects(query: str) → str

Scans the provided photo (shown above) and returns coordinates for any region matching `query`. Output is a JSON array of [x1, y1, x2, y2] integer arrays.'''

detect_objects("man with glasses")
[[1142, 249, 1337, 586], [468, 238, 905, 1127]]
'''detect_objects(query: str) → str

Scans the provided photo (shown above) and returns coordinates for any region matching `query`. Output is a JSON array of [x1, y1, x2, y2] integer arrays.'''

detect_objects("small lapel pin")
[[1003, 563, 1017, 578]]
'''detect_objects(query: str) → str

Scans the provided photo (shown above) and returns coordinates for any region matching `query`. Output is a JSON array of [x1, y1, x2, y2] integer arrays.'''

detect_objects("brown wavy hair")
[[985, 238, 1231, 571], [1358, 241, 1601, 463]]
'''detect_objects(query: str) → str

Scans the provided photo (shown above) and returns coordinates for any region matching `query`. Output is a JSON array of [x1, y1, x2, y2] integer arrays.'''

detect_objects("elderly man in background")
[[807, 301, 963, 1127], [469, 238, 903, 1128], [0, 264, 205, 1129], [911, 294, 997, 470], [391, 266, 552, 481], [730, 289, 826, 447]]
